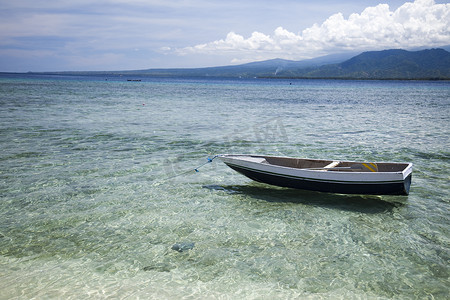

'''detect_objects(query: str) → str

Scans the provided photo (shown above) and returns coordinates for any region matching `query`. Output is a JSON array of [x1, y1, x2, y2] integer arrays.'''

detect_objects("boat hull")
[[220, 155, 412, 195]]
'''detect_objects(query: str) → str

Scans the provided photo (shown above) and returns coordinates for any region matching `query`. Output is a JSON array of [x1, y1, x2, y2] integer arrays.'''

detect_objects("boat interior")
[[244, 156, 409, 172]]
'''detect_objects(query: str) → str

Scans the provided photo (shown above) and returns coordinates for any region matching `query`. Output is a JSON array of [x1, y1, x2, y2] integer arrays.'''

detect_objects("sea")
[[0, 73, 448, 299]]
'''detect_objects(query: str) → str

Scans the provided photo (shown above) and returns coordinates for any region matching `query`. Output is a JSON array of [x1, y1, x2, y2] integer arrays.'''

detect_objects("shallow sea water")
[[0, 74, 449, 299]]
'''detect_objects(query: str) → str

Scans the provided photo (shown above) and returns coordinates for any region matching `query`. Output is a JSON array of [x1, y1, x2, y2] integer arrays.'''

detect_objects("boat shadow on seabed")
[[203, 183, 407, 214]]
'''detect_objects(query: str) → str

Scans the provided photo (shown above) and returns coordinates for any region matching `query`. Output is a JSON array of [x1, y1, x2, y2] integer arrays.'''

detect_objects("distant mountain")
[[284, 48, 450, 79], [127, 48, 449, 79], [33, 48, 450, 80], [131, 52, 358, 78]]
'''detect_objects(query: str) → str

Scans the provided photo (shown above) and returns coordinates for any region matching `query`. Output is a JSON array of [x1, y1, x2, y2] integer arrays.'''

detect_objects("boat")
[[218, 154, 412, 195]]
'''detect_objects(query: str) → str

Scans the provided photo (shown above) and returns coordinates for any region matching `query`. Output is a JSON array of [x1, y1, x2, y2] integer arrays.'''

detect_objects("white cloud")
[[178, 0, 450, 61]]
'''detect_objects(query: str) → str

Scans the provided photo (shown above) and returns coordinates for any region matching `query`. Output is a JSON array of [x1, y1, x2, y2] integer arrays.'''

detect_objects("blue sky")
[[0, 0, 449, 72]]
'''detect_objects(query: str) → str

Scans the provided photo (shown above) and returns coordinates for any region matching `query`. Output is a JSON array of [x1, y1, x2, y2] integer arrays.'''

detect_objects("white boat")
[[218, 154, 412, 195]]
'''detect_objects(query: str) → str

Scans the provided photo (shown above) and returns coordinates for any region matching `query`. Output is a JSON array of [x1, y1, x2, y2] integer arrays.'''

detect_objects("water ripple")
[[0, 76, 448, 299]]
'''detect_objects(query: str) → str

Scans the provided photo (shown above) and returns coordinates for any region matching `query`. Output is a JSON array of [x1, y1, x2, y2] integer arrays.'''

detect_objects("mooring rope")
[[152, 155, 219, 186], [194, 155, 219, 172]]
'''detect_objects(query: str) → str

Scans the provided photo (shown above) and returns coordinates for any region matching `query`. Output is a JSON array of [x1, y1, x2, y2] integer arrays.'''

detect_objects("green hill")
[[132, 48, 450, 79], [32, 48, 450, 80], [279, 48, 450, 79]]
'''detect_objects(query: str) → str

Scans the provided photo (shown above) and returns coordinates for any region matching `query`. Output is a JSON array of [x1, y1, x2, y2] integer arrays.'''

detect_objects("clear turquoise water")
[[0, 74, 449, 299]]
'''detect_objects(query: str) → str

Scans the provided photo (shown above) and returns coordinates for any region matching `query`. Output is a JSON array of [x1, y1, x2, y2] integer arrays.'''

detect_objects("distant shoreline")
[[258, 76, 450, 81], [1, 72, 449, 81]]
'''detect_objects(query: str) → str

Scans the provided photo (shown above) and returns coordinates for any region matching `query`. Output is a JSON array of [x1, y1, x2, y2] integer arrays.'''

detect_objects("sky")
[[0, 0, 449, 72]]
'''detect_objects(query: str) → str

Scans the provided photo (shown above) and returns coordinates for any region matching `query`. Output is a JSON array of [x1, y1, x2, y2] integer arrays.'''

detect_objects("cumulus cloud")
[[178, 0, 450, 60]]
